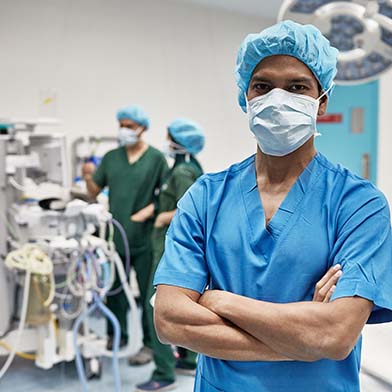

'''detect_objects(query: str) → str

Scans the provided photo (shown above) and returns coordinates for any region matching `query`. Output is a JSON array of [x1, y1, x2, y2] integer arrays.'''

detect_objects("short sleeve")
[[330, 187, 392, 323], [157, 155, 169, 189], [153, 179, 209, 293], [92, 154, 108, 188], [173, 166, 197, 202]]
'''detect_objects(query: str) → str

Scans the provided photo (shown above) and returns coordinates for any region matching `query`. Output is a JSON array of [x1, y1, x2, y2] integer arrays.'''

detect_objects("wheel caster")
[[84, 357, 102, 380]]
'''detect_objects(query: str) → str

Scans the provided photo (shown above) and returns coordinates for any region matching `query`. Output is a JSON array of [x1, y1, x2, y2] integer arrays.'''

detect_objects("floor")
[[1, 356, 391, 392], [0, 356, 194, 392], [0, 309, 195, 392]]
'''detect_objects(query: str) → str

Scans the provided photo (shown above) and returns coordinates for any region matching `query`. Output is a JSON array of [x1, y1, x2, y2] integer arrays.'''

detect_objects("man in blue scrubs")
[[153, 21, 392, 391]]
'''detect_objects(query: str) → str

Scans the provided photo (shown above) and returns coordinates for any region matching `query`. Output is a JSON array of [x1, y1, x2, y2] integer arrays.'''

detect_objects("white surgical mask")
[[162, 140, 188, 159], [247, 86, 331, 157], [118, 127, 141, 146], [162, 141, 176, 159]]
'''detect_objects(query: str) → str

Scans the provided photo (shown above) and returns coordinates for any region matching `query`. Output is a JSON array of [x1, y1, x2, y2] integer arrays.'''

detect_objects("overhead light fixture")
[[279, 0, 392, 84]]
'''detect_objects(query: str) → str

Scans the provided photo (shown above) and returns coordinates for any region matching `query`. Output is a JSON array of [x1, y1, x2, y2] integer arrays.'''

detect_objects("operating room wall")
[[0, 0, 267, 175], [1, 0, 392, 205], [378, 72, 392, 206]]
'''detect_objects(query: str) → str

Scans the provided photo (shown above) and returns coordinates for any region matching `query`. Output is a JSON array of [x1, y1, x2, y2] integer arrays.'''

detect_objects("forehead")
[[250, 55, 318, 84], [119, 118, 139, 126]]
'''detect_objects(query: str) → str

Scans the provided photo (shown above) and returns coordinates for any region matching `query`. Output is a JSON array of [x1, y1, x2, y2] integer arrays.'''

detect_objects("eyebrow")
[[250, 75, 315, 84]]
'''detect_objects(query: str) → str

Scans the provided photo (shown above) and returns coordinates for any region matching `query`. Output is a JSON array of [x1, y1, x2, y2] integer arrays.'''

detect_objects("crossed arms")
[[154, 267, 373, 362]]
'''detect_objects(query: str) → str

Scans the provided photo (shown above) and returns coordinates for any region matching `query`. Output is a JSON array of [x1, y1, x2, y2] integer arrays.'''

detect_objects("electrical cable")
[[6, 246, 55, 308], [0, 270, 31, 379], [0, 245, 56, 379], [99, 218, 139, 354], [54, 291, 73, 300], [106, 219, 131, 296], [102, 223, 116, 292], [8, 177, 27, 192], [0, 340, 36, 361], [55, 273, 76, 289], [59, 286, 84, 321], [0, 210, 19, 241], [66, 256, 86, 298], [110, 251, 139, 355], [43, 272, 55, 307], [5, 245, 53, 275]]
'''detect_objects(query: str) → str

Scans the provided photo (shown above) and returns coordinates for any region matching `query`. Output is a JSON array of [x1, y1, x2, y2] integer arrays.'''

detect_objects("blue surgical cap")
[[168, 118, 205, 155], [236, 20, 339, 112], [116, 105, 150, 129]]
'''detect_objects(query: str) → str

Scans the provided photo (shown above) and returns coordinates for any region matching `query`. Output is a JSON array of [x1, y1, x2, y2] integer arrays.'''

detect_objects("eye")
[[289, 84, 307, 93], [253, 83, 272, 94]]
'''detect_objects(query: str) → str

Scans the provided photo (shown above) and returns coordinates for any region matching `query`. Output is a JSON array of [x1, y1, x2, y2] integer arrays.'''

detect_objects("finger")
[[317, 264, 341, 289], [313, 264, 341, 299], [323, 285, 336, 303], [319, 270, 343, 298], [317, 270, 342, 300]]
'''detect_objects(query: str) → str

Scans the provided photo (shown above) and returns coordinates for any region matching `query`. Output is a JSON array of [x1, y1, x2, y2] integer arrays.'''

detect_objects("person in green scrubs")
[[82, 105, 168, 365], [135, 119, 205, 392]]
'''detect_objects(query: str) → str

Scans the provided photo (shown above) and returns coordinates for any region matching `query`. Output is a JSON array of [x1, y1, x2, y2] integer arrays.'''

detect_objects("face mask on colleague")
[[118, 127, 142, 146], [162, 140, 188, 159]]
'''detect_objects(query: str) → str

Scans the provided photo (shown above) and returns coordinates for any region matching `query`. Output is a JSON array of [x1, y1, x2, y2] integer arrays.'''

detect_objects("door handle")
[[362, 153, 370, 180]]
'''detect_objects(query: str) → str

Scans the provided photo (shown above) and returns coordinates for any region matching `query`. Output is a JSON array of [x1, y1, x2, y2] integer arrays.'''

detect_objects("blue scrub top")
[[154, 153, 392, 392]]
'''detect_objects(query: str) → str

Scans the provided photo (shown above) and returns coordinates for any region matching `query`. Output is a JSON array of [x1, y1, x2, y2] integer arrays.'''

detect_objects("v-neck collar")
[[240, 153, 321, 245], [122, 145, 150, 166]]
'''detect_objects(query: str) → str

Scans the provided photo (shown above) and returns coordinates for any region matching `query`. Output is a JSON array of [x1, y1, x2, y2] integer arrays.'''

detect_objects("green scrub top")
[[158, 155, 203, 214], [93, 145, 168, 256], [152, 155, 203, 262]]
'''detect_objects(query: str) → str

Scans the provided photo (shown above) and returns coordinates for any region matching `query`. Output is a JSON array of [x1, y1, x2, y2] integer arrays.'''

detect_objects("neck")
[[126, 140, 146, 154], [174, 153, 191, 163], [255, 139, 317, 184]]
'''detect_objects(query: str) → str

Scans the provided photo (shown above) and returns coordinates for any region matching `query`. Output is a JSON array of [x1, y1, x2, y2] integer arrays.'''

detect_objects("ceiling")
[[178, 0, 285, 20]]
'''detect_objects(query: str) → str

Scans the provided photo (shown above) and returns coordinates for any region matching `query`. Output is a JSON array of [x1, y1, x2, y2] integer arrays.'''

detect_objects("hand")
[[199, 265, 342, 316], [154, 212, 169, 228], [312, 264, 342, 303], [82, 162, 96, 179], [131, 203, 154, 222], [199, 289, 229, 314]]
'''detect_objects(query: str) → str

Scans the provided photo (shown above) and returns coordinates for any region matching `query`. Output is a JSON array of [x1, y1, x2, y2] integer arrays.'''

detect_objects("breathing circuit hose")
[[73, 292, 121, 392]]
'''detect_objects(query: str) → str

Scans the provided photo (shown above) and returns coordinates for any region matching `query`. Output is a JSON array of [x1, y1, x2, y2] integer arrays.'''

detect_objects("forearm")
[[207, 293, 370, 361], [218, 296, 333, 361], [154, 286, 291, 361], [160, 209, 177, 225], [84, 176, 101, 199], [141, 203, 155, 220], [165, 209, 176, 223]]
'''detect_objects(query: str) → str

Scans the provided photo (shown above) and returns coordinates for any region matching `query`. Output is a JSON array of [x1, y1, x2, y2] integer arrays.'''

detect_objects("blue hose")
[[73, 218, 131, 390], [73, 292, 122, 392]]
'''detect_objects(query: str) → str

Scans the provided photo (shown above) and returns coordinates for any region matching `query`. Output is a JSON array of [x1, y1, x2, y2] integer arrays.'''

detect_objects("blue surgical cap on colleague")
[[168, 118, 205, 155], [236, 20, 339, 112], [116, 105, 150, 129]]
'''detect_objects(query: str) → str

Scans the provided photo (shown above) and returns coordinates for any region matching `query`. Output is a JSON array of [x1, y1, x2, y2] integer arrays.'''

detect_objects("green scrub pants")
[[146, 227, 197, 382], [145, 227, 175, 381], [106, 248, 153, 348]]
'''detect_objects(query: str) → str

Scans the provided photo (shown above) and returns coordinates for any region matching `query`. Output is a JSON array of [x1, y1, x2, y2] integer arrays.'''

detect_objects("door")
[[316, 81, 379, 184]]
